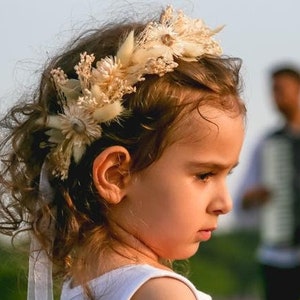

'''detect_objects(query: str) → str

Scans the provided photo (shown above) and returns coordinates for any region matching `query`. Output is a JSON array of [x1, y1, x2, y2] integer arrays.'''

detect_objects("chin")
[[170, 245, 201, 261]]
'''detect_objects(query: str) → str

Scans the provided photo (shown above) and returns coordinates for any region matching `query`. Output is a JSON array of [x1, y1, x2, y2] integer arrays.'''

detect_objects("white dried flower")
[[37, 5, 223, 179], [59, 104, 102, 147]]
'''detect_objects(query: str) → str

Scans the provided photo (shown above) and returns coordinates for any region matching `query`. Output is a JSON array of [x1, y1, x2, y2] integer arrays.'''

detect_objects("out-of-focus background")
[[1, 0, 299, 299]]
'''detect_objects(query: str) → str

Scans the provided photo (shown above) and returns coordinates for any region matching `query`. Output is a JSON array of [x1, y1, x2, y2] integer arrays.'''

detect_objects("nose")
[[209, 182, 233, 215]]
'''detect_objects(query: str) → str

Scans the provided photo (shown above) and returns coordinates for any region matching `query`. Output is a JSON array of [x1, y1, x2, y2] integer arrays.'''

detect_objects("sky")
[[1, 0, 300, 231]]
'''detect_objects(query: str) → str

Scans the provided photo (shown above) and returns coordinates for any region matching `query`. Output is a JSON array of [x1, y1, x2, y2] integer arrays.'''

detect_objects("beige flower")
[[45, 103, 102, 175], [38, 5, 224, 180], [75, 52, 95, 91], [59, 103, 101, 147]]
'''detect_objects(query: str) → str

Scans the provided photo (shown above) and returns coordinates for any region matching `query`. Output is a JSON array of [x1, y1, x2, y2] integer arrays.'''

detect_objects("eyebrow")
[[186, 161, 240, 170]]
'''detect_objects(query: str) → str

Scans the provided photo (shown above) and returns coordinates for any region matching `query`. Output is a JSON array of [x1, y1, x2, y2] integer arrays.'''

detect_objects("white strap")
[[27, 235, 53, 300], [27, 162, 54, 300]]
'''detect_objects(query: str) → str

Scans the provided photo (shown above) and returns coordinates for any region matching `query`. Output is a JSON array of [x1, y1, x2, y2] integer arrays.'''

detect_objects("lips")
[[197, 227, 216, 241], [198, 230, 212, 241]]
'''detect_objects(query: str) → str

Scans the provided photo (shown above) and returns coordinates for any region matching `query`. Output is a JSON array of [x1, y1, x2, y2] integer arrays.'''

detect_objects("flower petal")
[[73, 144, 86, 163], [47, 116, 63, 130], [59, 79, 82, 100], [117, 31, 135, 66], [93, 101, 124, 123]]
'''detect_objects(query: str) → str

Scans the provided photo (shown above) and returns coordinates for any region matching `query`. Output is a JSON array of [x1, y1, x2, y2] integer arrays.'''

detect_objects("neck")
[[106, 220, 166, 268], [71, 222, 170, 286], [286, 109, 300, 133]]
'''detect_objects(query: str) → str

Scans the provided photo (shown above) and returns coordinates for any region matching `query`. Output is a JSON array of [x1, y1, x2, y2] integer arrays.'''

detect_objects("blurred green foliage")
[[189, 230, 262, 299], [0, 244, 28, 299], [0, 230, 261, 300]]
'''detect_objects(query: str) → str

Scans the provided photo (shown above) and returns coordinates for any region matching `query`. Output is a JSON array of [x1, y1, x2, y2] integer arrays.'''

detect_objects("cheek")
[[128, 172, 195, 220]]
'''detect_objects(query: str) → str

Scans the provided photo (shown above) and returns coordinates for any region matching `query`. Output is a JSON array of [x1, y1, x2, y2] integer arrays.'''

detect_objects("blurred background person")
[[234, 64, 300, 300]]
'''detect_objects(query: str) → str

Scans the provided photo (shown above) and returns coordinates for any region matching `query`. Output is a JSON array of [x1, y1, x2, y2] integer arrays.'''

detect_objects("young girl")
[[0, 6, 245, 300]]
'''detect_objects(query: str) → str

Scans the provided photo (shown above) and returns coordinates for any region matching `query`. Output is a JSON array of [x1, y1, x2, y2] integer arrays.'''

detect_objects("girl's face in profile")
[[113, 105, 245, 261]]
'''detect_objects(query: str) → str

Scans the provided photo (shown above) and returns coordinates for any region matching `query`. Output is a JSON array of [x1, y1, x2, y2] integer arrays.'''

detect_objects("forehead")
[[155, 106, 245, 170], [168, 104, 245, 145], [273, 74, 300, 86]]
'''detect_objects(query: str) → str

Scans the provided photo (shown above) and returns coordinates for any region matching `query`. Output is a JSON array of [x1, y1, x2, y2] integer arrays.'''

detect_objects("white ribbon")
[[27, 162, 54, 300], [27, 236, 54, 300]]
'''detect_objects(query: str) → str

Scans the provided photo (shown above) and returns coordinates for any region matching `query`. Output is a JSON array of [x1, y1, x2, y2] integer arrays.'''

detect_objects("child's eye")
[[196, 172, 214, 182]]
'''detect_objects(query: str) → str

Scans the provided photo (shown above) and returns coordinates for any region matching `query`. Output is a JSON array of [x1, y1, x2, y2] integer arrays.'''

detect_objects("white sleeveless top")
[[61, 264, 212, 300]]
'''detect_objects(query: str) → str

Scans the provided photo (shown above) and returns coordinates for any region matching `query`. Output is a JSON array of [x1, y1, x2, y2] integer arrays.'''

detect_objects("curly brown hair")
[[0, 14, 245, 288]]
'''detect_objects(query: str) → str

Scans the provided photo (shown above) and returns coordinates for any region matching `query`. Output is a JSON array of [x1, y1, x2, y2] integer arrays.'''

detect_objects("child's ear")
[[92, 146, 131, 204]]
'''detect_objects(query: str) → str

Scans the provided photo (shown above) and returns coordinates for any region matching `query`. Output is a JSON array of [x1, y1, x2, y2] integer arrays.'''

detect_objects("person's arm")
[[241, 185, 271, 209], [235, 137, 270, 211], [131, 277, 197, 300]]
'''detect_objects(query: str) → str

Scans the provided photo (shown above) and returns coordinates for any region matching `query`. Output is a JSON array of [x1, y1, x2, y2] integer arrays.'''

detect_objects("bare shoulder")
[[131, 276, 197, 300]]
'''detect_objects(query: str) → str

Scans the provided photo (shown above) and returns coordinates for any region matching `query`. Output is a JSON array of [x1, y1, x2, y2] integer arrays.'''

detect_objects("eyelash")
[[196, 172, 214, 182], [196, 170, 234, 182]]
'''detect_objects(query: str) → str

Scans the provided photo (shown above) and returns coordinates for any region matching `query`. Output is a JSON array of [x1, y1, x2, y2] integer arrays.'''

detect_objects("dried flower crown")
[[38, 6, 223, 179]]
